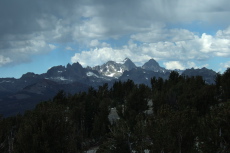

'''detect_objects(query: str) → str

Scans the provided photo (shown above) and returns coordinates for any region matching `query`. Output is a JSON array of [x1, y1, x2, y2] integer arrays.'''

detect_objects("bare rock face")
[[142, 59, 168, 73]]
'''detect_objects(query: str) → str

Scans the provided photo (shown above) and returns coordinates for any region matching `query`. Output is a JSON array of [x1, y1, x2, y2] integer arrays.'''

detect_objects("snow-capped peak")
[[91, 58, 136, 78]]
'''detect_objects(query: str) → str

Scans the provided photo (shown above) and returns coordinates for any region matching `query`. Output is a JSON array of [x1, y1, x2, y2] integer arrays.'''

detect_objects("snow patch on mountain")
[[90, 58, 136, 78], [49, 77, 68, 81], [0, 80, 12, 83], [107, 73, 116, 77], [87, 72, 99, 78]]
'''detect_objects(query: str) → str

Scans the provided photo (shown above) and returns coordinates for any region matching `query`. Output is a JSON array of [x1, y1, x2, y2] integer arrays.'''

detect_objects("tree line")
[[0, 68, 230, 152]]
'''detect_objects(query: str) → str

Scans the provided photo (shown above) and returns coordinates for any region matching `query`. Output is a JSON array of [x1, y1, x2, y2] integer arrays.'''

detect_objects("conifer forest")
[[1, 68, 230, 153]]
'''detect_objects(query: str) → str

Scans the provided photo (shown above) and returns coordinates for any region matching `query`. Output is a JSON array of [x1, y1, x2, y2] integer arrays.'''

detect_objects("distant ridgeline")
[[0, 58, 218, 117], [0, 68, 230, 152]]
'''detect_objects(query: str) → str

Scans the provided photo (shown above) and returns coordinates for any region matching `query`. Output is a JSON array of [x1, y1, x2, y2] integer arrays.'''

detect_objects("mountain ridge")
[[0, 58, 218, 117]]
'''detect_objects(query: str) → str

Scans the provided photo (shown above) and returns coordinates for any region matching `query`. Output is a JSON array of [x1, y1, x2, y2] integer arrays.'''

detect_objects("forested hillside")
[[0, 68, 230, 153]]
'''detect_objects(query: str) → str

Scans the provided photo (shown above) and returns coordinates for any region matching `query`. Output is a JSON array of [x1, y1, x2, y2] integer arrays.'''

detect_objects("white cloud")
[[216, 26, 230, 39], [71, 39, 199, 68], [163, 61, 209, 70], [219, 61, 230, 72], [65, 46, 74, 51], [71, 24, 230, 68], [71, 46, 152, 67], [202, 64, 209, 68], [187, 61, 197, 68], [72, 17, 110, 43], [1, 0, 230, 68], [71, 47, 132, 67], [89, 39, 100, 47], [131, 26, 230, 60], [163, 61, 185, 70], [0, 55, 12, 66], [89, 39, 111, 48], [49, 44, 57, 50], [0, 37, 52, 65], [200, 32, 230, 57], [101, 42, 110, 47], [220, 61, 230, 68]]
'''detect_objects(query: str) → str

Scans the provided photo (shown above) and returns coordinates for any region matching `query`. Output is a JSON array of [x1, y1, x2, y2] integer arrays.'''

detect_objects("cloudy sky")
[[0, 0, 230, 78]]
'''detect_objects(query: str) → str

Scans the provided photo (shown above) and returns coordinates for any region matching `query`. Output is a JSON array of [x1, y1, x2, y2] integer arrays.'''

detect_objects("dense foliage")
[[0, 68, 230, 152]]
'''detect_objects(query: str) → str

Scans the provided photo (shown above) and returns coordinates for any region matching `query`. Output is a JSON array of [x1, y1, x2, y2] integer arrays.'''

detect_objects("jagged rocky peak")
[[99, 61, 119, 72], [142, 58, 167, 73], [142, 59, 160, 69], [122, 58, 136, 70], [66, 62, 83, 70], [47, 65, 65, 73], [65, 62, 85, 76], [97, 61, 123, 78], [44, 62, 87, 82], [20, 72, 37, 79], [122, 58, 131, 63], [46, 65, 66, 76], [71, 62, 83, 69], [90, 58, 137, 78], [65, 62, 86, 77]]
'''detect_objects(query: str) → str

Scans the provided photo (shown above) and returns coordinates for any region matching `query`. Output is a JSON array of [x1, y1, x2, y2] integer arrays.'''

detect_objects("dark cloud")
[[1, 0, 230, 67], [0, 0, 78, 36], [1, 0, 230, 38]]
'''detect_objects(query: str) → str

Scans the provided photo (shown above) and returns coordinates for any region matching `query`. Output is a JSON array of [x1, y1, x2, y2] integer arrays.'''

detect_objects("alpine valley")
[[0, 58, 217, 117]]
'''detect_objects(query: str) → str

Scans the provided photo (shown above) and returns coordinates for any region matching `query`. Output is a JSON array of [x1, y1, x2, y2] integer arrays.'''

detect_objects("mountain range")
[[0, 58, 217, 117]]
